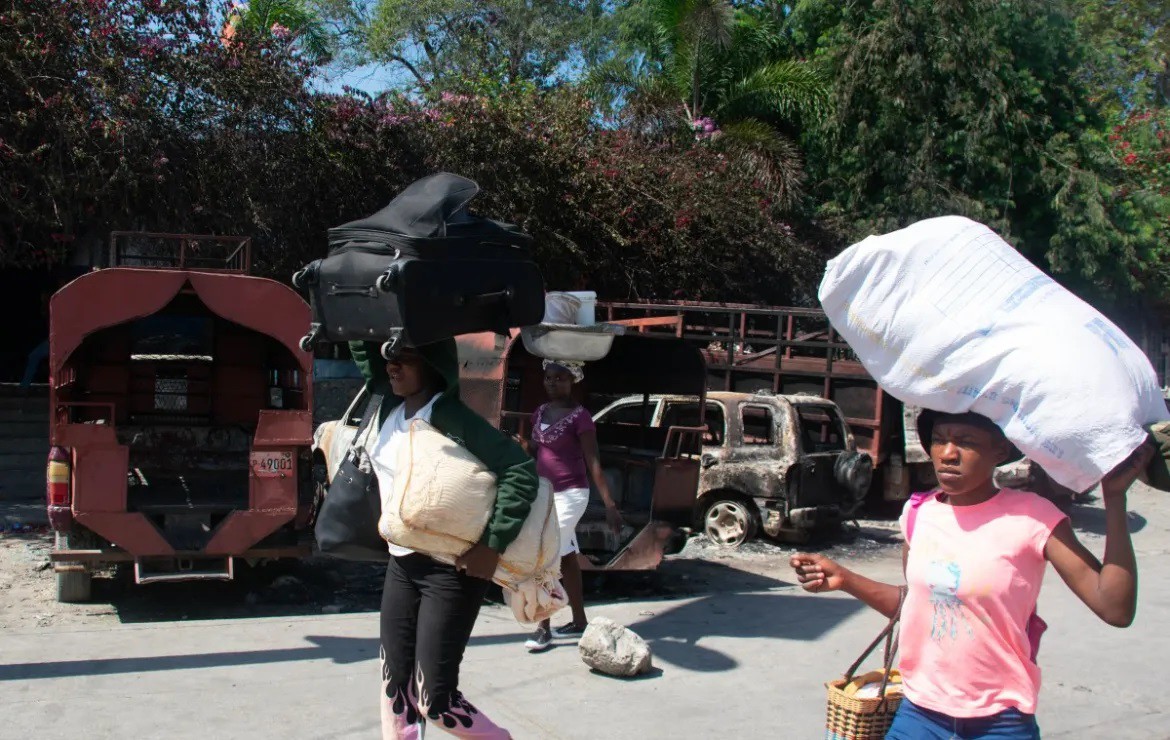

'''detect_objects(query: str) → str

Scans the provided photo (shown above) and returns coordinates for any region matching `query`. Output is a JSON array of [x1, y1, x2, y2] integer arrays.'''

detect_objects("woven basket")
[[825, 590, 905, 740], [826, 669, 903, 740]]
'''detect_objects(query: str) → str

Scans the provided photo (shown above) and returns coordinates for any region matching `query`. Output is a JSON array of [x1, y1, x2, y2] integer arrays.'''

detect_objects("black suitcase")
[[293, 173, 545, 358]]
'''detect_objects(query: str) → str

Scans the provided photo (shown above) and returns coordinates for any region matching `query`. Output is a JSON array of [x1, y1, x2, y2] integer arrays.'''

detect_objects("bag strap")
[[904, 490, 937, 542], [351, 391, 384, 453], [843, 586, 906, 682], [841, 587, 906, 713]]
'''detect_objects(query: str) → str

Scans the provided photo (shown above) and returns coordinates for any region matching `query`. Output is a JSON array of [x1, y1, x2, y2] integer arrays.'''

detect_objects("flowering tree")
[[1112, 109, 1170, 202], [0, 0, 826, 303], [294, 86, 827, 302]]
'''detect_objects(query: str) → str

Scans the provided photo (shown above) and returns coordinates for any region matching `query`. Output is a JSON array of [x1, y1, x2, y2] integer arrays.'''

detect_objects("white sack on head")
[[818, 215, 1168, 491]]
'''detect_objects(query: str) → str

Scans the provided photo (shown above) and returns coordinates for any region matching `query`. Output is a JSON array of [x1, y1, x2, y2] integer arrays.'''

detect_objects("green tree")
[[791, 0, 1164, 303], [359, 0, 616, 93], [1073, 0, 1169, 112], [592, 0, 829, 206], [225, 0, 336, 64]]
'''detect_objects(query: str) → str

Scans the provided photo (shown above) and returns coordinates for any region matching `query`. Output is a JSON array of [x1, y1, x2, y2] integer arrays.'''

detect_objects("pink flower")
[[271, 23, 291, 39]]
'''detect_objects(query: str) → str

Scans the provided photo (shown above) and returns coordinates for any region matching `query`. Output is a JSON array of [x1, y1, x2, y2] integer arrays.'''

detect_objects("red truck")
[[46, 233, 317, 602]]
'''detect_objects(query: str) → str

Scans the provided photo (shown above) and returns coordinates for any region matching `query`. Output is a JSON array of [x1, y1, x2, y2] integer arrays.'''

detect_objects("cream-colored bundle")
[[379, 419, 567, 622], [378, 419, 497, 555]]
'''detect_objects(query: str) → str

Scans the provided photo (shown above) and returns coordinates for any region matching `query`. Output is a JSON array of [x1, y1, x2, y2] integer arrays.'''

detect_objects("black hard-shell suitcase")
[[293, 173, 545, 358]]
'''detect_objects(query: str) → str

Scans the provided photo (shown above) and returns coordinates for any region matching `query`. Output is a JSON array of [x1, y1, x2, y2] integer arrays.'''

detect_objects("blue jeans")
[[886, 698, 1040, 739]]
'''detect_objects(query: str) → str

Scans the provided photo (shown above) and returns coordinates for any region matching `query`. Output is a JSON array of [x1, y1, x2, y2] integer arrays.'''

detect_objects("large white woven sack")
[[819, 215, 1168, 492]]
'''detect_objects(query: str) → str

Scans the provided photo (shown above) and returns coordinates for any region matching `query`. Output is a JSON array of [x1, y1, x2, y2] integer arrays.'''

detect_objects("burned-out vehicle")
[[594, 391, 873, 546], [46, 233, 316, 602]]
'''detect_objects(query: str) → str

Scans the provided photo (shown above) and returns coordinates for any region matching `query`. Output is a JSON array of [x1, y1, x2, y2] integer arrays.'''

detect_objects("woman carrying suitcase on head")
[[522, 359, 623, 652], [350, 339, 538, 740]]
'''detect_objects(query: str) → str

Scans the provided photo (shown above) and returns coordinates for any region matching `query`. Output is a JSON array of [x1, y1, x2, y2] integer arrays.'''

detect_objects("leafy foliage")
[[592, 0, 829, 207], [790, 0, 1168, 303], [361, 0, 617, 93], [0, 0, 823, 302], [0, 0, 317, 267], [225, 0, 336, 64]]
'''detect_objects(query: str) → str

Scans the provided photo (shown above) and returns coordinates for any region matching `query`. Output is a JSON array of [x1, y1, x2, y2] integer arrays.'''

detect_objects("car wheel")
[[703, 497, 759, 548]]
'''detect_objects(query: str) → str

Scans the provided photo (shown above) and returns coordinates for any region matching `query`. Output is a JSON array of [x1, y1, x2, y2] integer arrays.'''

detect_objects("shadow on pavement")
[[626, 590, 864, 672], [472, 560, 864, 674], [0, 634, 376, 682], [1068, 498, 1148, 537], [86, 557, 388, 624]]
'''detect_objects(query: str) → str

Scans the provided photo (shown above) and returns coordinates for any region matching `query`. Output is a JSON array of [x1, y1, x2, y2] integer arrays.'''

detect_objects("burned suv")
[[594, 391, 872, 546]]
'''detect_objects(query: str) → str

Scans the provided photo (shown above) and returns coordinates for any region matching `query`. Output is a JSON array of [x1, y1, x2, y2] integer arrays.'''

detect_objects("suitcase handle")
[[457, 287, 514, 308], [329, 285, 380, 298]]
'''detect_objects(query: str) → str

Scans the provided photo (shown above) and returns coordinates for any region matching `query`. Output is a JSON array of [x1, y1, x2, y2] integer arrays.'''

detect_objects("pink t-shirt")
[[898, 488, 1068, 717], [531, 404, 595, 492]]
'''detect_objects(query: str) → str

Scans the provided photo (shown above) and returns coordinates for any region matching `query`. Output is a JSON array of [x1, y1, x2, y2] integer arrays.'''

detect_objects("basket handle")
[[843, 586, 906, 682]]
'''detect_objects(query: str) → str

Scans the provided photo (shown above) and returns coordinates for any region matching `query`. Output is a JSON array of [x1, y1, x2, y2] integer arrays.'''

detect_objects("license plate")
[[250, 451, 294, 478]]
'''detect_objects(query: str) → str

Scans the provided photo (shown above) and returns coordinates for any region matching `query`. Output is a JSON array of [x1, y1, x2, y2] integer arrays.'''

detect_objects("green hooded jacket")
[[349, 339, 538, 553]]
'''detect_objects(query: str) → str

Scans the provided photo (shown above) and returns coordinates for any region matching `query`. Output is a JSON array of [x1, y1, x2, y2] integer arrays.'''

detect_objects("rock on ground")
[[578, 616, 653, 677]]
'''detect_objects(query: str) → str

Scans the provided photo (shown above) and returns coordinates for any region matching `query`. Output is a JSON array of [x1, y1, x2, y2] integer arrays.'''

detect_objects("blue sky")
[[314, 62, 406, 95]]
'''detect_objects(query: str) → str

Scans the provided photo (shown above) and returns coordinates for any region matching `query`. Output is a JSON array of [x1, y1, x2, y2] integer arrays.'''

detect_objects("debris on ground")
[[579, 616, 653, 677]]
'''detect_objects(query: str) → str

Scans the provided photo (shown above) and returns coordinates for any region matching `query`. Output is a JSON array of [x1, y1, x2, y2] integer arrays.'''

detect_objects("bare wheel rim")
[[705, 500, 750, 546]]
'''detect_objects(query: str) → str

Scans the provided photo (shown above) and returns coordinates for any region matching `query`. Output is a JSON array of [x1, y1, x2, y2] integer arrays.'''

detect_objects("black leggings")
[[380, 553, 489, 719]]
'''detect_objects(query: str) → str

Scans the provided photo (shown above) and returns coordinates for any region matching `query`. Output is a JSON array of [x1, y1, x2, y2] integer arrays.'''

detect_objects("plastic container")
[[565, 291, 597, 325]]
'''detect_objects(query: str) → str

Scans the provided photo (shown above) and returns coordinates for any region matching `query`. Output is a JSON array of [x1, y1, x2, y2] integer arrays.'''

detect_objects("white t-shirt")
[[370, 393, 441, 558]]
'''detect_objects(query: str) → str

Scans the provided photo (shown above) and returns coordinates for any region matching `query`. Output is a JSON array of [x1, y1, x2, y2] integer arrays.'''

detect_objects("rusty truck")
[[46, 233, 317, 602]]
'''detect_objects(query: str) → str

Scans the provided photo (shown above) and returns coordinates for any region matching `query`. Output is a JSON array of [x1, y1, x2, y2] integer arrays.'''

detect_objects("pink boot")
[[381, 650, 424, 740], [421, 692, 511, 739], [415, 667, 510, 739]]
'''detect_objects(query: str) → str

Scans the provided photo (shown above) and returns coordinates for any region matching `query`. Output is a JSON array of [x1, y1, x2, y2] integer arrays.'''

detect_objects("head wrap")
[[543, 359, 585, 383]]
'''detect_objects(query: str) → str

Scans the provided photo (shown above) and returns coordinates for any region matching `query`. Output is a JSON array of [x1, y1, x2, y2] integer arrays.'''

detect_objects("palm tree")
[[589, 0, 828, 205], [225, 0, 335, 64]]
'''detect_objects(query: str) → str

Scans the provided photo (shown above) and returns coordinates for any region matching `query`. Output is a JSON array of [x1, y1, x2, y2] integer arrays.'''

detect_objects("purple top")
[[531, 403, 595, 492]]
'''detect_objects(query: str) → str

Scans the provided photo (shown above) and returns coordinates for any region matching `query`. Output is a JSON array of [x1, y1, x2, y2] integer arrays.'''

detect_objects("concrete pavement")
[[1, 486, 1168, 738]]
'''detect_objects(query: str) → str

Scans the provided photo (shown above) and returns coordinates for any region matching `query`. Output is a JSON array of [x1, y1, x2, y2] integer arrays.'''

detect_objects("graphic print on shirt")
[[925, 558, 973, 642]]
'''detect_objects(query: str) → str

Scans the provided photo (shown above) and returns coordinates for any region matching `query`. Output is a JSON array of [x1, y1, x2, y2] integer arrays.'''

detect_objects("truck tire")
[[834, 451, 874, 513], [56, 568, 92, 604], [702, 495, 759, 548]]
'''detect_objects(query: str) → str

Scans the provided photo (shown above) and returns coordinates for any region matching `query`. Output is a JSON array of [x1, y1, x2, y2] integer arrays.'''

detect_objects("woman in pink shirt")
[[523, 359, 622, 653], [791, 410, 1153, 739]]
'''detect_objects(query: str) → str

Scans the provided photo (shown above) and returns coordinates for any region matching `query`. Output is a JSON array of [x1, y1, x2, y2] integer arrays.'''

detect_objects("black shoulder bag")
[[314, 392, 390, 562]]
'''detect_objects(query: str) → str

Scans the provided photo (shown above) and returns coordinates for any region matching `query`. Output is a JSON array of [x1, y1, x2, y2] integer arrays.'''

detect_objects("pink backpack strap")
[[904, 490, 937, 542]]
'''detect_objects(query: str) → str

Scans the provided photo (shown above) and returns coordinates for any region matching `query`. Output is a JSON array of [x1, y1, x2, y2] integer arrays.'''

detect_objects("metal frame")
[[109, 231, 252, 273]]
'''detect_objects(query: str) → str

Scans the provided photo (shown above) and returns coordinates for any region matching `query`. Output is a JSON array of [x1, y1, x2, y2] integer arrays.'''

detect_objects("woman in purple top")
[[524, 359, 622, 652]]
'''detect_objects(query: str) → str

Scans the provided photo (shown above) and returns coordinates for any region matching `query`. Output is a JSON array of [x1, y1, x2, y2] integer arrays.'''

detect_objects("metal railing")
[[109, 232, 251, 273]]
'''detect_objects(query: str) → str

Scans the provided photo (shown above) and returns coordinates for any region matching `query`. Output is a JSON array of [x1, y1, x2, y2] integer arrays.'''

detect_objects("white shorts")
[[554, 487, 590, 557]]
